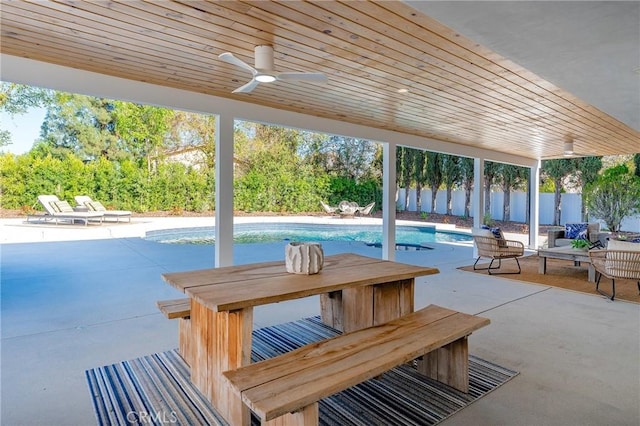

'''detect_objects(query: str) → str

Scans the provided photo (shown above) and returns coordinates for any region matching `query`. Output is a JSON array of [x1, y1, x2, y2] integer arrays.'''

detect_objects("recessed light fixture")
[[397, 88, 409, 93]]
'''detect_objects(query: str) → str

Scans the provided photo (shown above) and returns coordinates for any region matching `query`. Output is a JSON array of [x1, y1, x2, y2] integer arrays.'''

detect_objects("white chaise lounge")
[[75, 196, 132, 222], [33, 195, 104, 226]]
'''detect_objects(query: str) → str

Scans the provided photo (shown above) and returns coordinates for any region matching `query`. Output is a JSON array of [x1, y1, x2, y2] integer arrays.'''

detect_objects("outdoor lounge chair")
[[34, 195, 104, 226], [320, 201, 337, 215], [74, 196, 132, 222], [357, 201, 375, 216], [588, 240, 640, 300], [472, 227, 524, 274]]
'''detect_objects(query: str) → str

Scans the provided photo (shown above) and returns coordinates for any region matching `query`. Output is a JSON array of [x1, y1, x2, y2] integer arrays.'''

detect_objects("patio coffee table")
[[538, 246, 595, 282]]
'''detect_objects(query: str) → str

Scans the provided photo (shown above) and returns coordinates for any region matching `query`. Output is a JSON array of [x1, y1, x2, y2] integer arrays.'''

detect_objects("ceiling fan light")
[[255, 74, 276, 83]]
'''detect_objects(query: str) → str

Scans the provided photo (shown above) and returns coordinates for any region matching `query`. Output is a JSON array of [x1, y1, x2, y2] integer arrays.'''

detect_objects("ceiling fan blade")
[[232, 79, 260, 94], [277, 72, 327, 82], [218, 52, 257, 75]]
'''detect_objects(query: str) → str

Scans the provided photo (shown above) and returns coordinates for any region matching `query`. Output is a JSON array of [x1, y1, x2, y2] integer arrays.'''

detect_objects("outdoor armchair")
[[472, 228, 525, 275], [588, 240, 640, 300]]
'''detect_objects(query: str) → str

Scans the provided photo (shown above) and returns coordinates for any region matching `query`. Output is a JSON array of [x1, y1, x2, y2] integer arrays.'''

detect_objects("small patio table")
[[538, 246, 595, 282], [161, 253, 439, 425]]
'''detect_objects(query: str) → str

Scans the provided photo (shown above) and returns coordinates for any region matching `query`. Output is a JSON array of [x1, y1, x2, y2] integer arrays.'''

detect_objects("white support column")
[[472, 158, 485, 258], [529, 162, 541, 249], [382, 142, 397, 261], [215, 114, 234, 267]]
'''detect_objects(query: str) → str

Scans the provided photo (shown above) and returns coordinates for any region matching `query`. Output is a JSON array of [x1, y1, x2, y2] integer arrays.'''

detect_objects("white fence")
[[398, 188, 640, 232]]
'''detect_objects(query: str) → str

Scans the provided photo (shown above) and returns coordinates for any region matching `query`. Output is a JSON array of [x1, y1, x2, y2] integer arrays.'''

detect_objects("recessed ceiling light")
[[397, 88, 409, 93]]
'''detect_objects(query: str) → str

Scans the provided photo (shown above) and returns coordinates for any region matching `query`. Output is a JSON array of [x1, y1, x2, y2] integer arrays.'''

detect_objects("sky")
[[0, 107, 47, 154]]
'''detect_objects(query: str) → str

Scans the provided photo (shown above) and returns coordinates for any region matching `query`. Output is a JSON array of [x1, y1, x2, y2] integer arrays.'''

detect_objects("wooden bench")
[[157, 298, 191, 319], [223, 304, 490, 425], [157, 298, 192, 366]]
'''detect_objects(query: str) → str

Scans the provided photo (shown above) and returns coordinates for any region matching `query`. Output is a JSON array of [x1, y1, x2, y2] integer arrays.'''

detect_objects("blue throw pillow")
[[481, 225, 505, 243], [565, 223, 588, 240]]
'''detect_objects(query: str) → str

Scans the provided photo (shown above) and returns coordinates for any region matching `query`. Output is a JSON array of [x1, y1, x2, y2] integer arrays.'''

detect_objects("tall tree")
[[541, 159, 575, 225], [413, 150, 426, 213], [39, 93, 122, 161], [0, 83, 53, 148], [459, 157, 474, 218], [297, 132, 378, 181], [498, 164, 527, 221], [113, 101, 173, 173], [233, 122, 328, 212], [571, 156, 602, 221], [441, 154, 461, 215], [484, 161, 500, 218], [425, 152, 443, 214], [585, 164, 640, 232], [399, 147, 415, 210], [165, 110, 216, 170]]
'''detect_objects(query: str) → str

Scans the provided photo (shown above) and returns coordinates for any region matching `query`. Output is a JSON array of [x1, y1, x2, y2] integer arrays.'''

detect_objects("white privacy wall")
[[398, 189, 640, 232]]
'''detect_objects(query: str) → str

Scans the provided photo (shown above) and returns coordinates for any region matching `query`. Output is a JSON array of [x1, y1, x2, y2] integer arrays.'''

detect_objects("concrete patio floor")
[[1, 217, 638, 425]]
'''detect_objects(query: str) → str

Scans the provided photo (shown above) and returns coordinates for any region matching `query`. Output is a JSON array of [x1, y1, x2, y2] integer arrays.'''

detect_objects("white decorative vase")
[[285, 242, 324, 275]]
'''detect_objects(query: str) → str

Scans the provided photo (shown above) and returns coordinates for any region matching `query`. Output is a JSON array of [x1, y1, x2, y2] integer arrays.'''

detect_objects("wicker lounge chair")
[[472, 227, 524, 274], [588, 240, 640, 300], [33, 195, 104, 226], [75, 196, 132, 222]]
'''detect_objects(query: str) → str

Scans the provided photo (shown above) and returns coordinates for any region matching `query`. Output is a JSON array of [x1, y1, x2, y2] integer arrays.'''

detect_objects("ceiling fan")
[[218, 45, 327, 94], [542, 140, 597, 160]]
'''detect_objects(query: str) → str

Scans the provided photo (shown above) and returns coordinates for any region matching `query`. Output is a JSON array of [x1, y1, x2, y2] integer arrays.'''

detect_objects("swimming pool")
[[145, 223, 472, 245]]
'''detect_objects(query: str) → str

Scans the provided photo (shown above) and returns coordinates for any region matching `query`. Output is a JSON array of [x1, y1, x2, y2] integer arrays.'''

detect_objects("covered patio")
[[1, 221, 638, 424], [2, 1, 638, 263], [1, 2, 639, 425]]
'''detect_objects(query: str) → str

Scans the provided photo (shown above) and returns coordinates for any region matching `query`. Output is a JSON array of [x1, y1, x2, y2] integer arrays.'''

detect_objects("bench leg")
[[417, 337, 469, 392], [264, 403, 318, 426]]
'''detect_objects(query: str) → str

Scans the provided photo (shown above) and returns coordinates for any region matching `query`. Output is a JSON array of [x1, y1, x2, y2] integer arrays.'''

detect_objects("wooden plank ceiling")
[[1, 0, 638, 160]]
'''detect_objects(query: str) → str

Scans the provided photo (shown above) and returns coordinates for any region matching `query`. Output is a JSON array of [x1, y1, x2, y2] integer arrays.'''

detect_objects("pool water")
[[145, 223, 471, 245]]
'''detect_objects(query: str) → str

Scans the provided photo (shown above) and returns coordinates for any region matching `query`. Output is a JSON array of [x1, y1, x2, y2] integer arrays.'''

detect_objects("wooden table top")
[[162, 253, 439, 312]]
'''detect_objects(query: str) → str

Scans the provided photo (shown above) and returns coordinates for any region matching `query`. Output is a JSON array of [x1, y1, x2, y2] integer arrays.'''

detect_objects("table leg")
[[178, 317, 192, 367], [324, 279, 415, 333], [538, 256, 547, 274], [373, 279, 414, 325], [190, 299, 253, 425], [340, 285, 374, 333], [588, 264, 595, 282], [320, 291, 343, 331]]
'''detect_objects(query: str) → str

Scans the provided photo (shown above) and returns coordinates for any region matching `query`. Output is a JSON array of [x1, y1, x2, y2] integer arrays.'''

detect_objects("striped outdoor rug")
[[86, 317, 518, 426]]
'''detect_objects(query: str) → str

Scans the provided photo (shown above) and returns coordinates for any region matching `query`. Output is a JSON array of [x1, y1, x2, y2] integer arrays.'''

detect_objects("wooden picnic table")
[[162, 253, 439, 425]]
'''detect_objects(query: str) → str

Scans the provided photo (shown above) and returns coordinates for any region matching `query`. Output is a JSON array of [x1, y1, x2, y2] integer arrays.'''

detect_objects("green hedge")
[[0, 153, 381, 214], [0, 153, 214, 212]]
